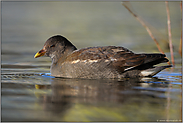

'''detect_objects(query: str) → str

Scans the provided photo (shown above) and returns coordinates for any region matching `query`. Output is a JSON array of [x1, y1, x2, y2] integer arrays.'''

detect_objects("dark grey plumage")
[[34, 35, 172, 79]]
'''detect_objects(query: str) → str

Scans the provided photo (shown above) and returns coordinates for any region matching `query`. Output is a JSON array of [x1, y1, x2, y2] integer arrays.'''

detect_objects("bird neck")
[[52, 46, 77, 65]]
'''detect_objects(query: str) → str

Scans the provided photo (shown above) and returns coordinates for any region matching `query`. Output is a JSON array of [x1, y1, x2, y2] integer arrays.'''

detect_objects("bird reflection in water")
[[34, 77, 169, 116]]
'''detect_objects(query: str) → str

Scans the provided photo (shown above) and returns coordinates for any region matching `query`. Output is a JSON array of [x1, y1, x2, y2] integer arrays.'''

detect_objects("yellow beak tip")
[[34, 51, 45, 58], [34, 54, 40, 58], [34, 55, 38, 58]]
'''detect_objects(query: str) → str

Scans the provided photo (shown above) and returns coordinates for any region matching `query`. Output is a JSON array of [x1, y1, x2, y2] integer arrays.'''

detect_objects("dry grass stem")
[[165, 1, 175, 66], [122, 2, 165, 54], [179, 36, 182, 56], [179, 1, 182, 56], [122, 2, 171, 65]]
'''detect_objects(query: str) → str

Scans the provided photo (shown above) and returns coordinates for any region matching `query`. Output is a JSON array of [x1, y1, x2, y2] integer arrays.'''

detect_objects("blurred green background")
[[2, 2, 181, 59]]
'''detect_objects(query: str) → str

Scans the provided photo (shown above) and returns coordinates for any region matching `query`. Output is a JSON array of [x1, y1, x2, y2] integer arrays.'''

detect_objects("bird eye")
[[50, 45, 55, 48]]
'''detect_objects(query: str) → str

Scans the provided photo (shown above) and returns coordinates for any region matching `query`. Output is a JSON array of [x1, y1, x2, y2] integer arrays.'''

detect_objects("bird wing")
[[65, 46, 148, 73]]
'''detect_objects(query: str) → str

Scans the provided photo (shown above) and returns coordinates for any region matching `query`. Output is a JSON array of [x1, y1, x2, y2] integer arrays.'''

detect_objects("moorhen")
[[34, 35, 172, 79]]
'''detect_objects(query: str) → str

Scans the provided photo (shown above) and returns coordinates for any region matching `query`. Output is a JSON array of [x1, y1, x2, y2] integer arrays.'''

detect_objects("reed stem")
[[165, 1, 175, 66], [122, 2, 164, 54], [179, 1, 182, 56], [122, 2, 171, 65]]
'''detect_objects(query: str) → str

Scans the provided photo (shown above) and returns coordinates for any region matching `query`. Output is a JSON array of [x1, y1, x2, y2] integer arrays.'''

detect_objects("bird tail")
[[140, 65, 172, 77]]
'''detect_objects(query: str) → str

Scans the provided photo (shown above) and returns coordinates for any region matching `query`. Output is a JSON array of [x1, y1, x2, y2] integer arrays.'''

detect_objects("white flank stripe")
[[124, 66, 135, 71], [110, 57, 117, 61], [71, 59, 99, 64], [71, 59, 80, 64], [105, 60, 110, 62], [88, 59, 98, 63], [71, 58, 118, 64], [141, 71, 154, 76]]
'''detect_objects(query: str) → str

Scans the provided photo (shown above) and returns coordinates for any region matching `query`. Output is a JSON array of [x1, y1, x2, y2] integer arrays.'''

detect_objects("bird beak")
[[34, 49, 46, 58]]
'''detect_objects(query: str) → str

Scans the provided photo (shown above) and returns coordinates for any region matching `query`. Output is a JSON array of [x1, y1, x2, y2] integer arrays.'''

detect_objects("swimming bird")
[[34, 35, 172, 79]]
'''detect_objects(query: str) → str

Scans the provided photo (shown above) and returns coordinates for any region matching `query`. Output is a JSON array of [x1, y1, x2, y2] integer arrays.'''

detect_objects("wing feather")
[[65, 46, 168, 76]]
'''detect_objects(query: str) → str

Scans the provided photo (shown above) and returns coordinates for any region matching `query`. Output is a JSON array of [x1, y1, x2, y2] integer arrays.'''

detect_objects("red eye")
[[50, 45, 55, 48]]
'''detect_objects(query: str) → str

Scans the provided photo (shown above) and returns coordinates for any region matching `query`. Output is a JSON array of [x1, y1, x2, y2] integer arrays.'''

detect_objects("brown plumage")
[[34, 35, 172, 79]]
